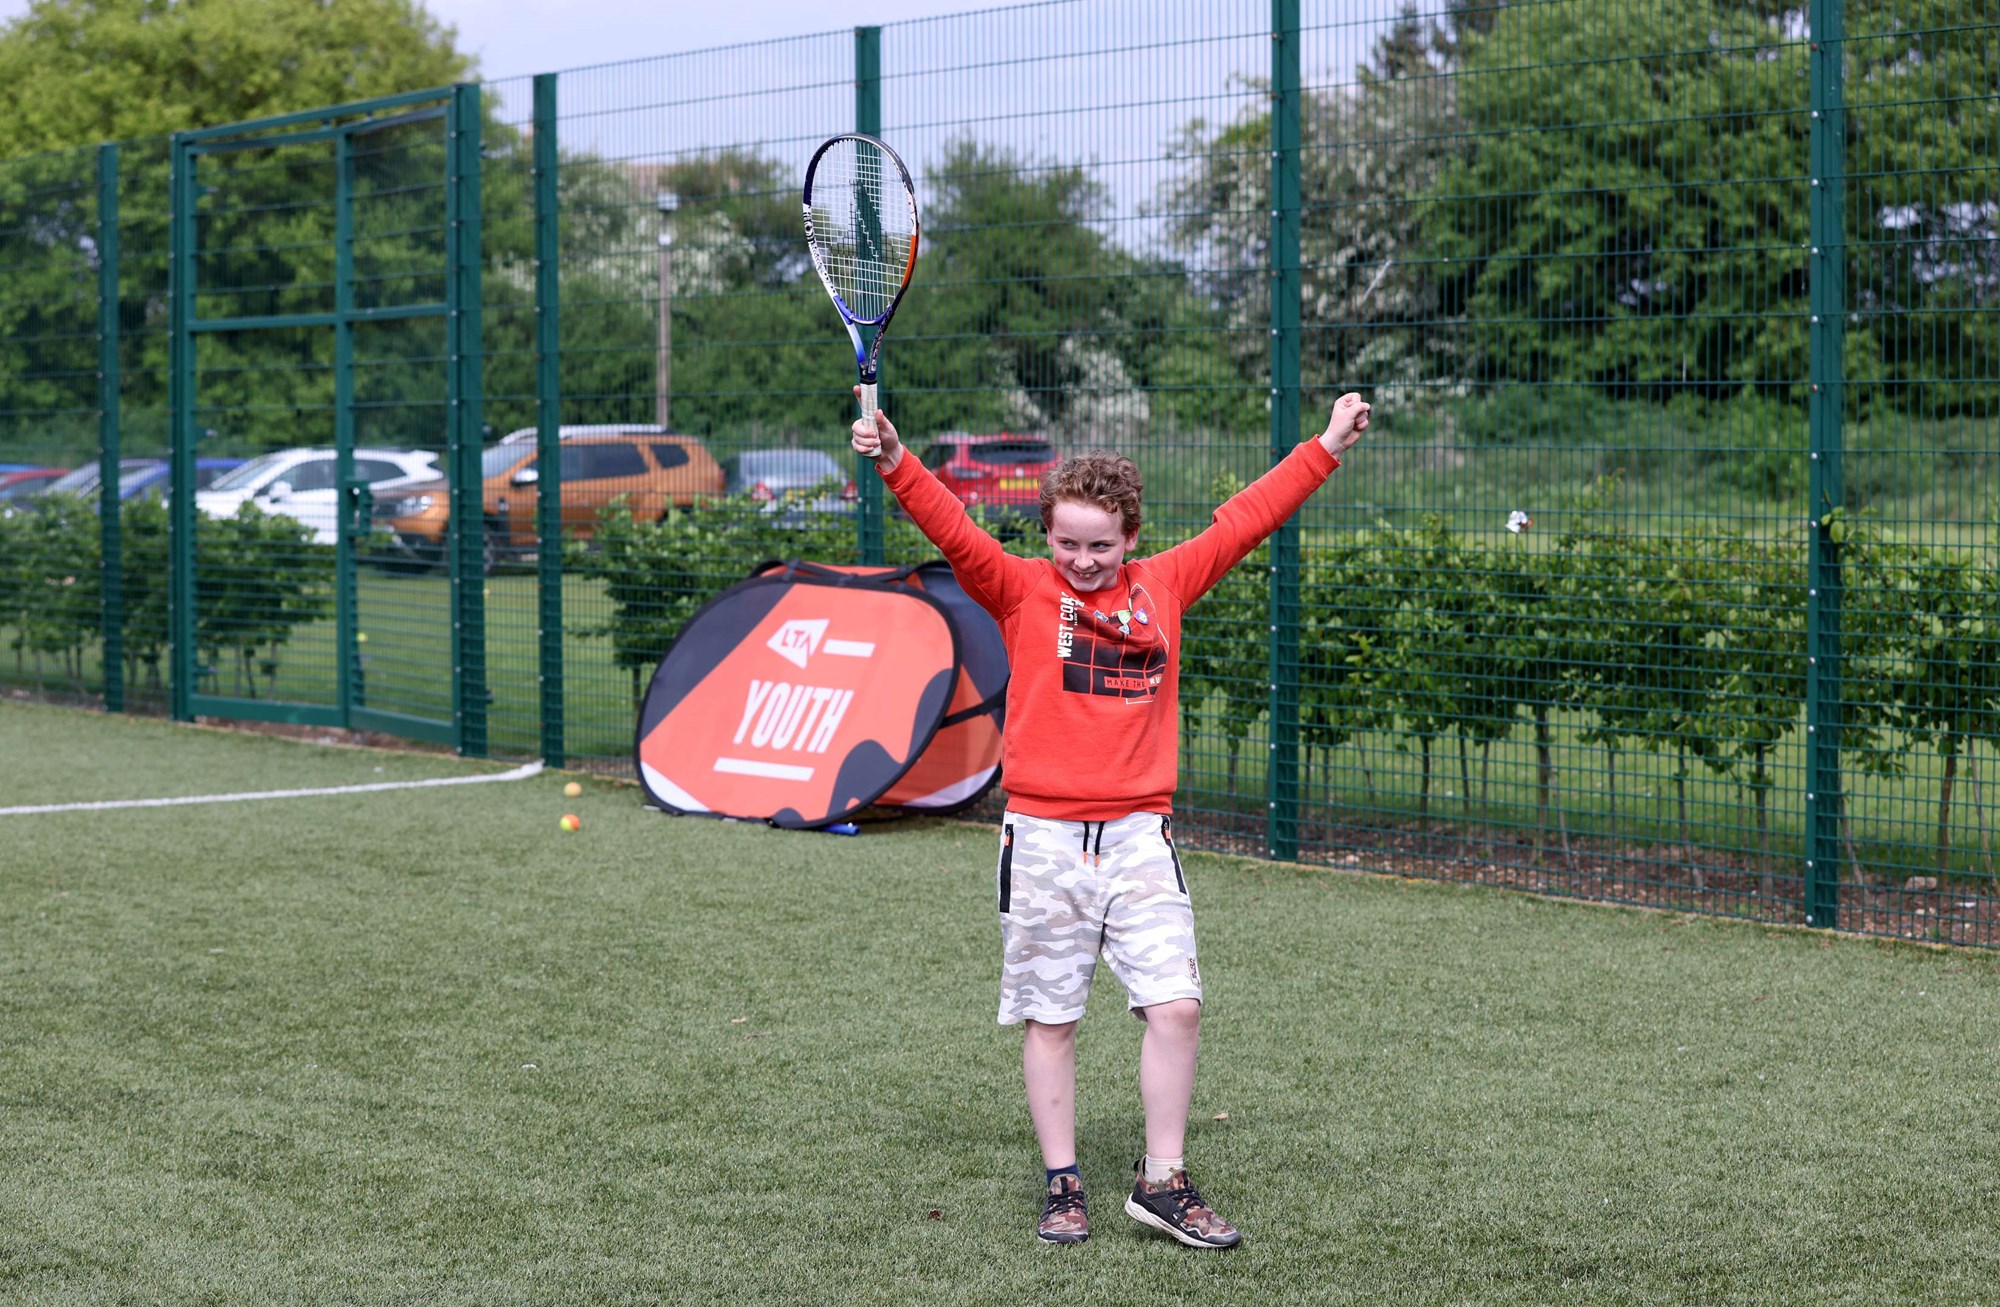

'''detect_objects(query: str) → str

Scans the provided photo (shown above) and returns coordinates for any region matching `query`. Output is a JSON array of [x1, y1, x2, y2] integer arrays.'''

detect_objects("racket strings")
[[809, 144, 915, 321]]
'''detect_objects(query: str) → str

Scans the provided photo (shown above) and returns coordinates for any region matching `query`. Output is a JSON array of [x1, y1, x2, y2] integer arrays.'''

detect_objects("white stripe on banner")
[[713, 757, 815, 782], [0, 761, 545, 817], [823, 640, 876, 658]]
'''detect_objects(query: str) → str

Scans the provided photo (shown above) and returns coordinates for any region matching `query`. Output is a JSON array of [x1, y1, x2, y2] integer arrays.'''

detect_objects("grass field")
[[2, 699, 1997, 1304]]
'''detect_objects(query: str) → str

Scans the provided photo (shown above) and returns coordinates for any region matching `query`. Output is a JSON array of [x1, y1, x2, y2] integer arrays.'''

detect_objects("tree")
[[116, 495, 171, 694], [1541, 479, 1637, 833], [633, 140, 1058, 443], [892, 139, 1171, 442], [638, 150, 837, 438], [1159, 9, 1470, 419], [1702, 534, 1804, 885], [1625, 533, 1736, 880], [1839, 0, 1999, 419], [0, 491, 99, 687], [1871, 543, 2000, 875], [1176, 470, 1271, 800], [0, 1, 479, 455], [496, 147, 883, 443], [0, 0, 474, 158], [193, 502, 332, 697], [1299, 535, 1394, 808], [1431, 0, 1994, 417], [1432, 2, 1816, 402], [1373, 518, 1461, 822], [0, 148, 99, 457]]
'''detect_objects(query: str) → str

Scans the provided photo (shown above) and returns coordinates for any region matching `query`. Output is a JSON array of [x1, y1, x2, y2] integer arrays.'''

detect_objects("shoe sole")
[[1036, 1230, 1089, 1245], [1124, 1196, 1242, 1249]]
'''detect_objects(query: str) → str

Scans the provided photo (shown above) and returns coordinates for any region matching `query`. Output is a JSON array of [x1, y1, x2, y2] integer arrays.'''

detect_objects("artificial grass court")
[[1, 702, 1995, 1306]]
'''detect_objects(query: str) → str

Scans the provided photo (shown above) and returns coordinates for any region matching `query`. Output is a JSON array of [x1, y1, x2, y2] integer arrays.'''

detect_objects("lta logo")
[[767, 619, 828, 669]]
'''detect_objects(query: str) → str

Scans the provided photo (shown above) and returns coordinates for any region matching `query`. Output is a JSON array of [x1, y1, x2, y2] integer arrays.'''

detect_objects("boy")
[[851, 391, 1370, 1248]]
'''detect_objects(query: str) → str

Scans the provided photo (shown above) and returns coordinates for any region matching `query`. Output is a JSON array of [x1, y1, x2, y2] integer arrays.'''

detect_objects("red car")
[[912, 432, 1060, 523]]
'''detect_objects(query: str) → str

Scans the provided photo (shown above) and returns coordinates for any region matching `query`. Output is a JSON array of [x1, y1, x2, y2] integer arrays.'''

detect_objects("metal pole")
[[334, 127, 360, 720], [447, 82, 488, 757], [1804, 0, 1846, 929], [168, 136, 196, 722], [535, 72, 565, 768], [96, 143, 124, 714], [854, 24, 884, 567], [1266, 0, 1303, 863], [656, 190, 677, 429]]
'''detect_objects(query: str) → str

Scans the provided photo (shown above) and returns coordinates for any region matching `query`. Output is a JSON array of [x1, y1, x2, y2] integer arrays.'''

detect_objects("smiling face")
[[1047, 498, 1138, 593]]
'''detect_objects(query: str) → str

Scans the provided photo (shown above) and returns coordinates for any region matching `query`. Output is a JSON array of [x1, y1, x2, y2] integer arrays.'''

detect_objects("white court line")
[[0, 761, 545, 817]]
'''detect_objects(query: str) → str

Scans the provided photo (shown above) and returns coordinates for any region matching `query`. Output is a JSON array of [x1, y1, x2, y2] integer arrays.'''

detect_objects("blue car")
[[119, 459, 247, 500], [31, 458, 247, 507]]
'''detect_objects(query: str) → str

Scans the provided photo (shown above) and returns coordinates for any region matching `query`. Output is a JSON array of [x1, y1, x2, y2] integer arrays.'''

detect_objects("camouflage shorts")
[[994, 810, 1202, 1025]]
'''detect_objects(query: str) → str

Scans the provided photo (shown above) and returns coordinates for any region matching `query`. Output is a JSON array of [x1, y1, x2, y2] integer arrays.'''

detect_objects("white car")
[[196, 448, 440, 544]]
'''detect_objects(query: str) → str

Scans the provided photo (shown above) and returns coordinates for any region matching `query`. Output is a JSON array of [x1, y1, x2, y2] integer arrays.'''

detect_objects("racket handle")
[[855, 381, 882, 460]]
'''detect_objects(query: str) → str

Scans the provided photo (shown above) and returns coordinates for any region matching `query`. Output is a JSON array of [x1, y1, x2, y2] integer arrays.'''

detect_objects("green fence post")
[[534, 72, 565, 768], [448, 82, 489, 757], [96, 142, 123, 714], [854, 24, 885, 567], [1804, 0, 1845, 929], [334, 126, 360, 720], [1265, 0, 1303, 863], [168, 135, 196, 723]]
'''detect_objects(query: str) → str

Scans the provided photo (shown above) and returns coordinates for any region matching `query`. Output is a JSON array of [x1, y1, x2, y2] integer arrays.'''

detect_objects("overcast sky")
[[0, 0, 1008, 78], [434, 0, 998, 79]]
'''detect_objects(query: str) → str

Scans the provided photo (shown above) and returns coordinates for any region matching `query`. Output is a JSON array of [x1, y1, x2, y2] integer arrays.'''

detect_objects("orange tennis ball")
[[563, 781, 582, 798], [559, 813, 581, 832]]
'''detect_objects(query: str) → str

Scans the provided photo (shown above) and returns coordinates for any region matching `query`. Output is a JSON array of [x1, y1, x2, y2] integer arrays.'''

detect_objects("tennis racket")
[[802, 133, 920, 456]]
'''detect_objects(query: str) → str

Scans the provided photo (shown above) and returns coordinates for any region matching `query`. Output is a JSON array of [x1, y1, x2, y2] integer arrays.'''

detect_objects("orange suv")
[[377, 427, 724, 566]]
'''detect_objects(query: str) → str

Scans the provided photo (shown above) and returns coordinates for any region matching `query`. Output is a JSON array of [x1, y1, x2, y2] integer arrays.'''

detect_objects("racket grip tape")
[[855, 382, 882, 460]]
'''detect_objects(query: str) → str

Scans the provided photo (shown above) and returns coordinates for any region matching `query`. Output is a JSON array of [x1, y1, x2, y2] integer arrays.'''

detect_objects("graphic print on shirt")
[[1058, 581, 1166, 702]]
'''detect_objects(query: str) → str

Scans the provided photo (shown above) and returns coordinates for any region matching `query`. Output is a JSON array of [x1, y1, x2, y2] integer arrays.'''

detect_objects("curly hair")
[[1039, 450, 1143, 536]]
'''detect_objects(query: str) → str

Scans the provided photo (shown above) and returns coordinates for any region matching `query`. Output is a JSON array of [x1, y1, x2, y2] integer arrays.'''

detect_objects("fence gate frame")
[[166, 85, 487, 755]]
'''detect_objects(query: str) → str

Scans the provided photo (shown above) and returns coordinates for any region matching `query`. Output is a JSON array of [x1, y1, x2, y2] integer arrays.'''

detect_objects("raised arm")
[[851, 399, 1036, 616], [1150, 392, 1370, 604]]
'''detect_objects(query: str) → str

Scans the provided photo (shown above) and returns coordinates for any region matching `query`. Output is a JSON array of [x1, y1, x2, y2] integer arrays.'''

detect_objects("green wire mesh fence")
[[0, 0, 1994, 947]]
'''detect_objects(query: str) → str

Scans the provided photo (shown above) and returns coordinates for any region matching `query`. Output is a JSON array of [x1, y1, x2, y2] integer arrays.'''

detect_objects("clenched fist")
[[849, 386, 906, 472], [1318, 392, 1370, 457]]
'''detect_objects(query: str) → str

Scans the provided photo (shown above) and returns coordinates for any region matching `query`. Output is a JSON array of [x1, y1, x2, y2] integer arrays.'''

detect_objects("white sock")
[[1143, 1154, 1184, 1184]]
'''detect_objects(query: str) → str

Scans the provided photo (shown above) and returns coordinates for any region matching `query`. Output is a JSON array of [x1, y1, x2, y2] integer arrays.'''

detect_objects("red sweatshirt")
[[880, 438, 1339, 820]]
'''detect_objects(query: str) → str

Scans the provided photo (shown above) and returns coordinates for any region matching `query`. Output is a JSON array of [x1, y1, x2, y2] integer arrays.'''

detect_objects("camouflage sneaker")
[[1124, 1161, 1242, 1249], [1037, 1172, 1089, 1245]]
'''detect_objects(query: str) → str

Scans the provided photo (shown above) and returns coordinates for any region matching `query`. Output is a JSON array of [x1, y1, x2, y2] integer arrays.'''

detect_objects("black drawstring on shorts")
[[1079, 820, 1107, 867]]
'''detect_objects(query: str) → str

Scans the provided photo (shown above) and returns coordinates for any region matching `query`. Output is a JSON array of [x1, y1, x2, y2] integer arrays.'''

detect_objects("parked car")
[[912, 431, 1061, 522], [7, 458, 258, 518], [494, 422, 676, 448], [119, 458, 247, 501], [196, 448, 440, 544], [377, 429, 724, 566], [35, 458, 164, 502], [721, 448, 856, 517], [0, 466, 69, 500], [0, 466, 72, 519]]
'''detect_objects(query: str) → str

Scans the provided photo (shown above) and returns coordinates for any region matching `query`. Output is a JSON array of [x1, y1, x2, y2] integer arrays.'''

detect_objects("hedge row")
[[574, 484, 1995, 876], [9, 485, 1991, 876], [0, 495, 331, 698]]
